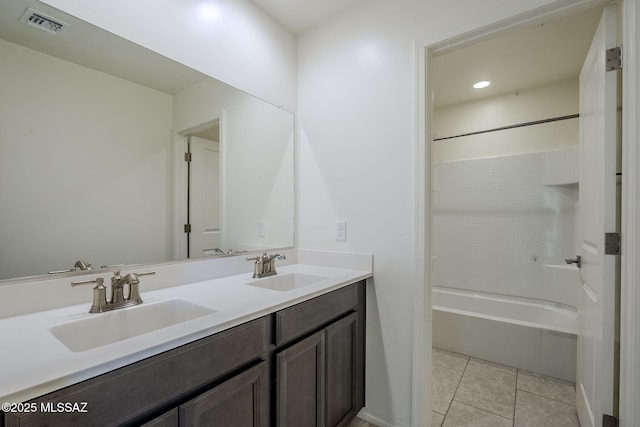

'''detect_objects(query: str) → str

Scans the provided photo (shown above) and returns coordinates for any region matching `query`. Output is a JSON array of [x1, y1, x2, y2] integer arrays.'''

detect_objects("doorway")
[[425, 4, 621, 426], [176, 119, 225, 259]]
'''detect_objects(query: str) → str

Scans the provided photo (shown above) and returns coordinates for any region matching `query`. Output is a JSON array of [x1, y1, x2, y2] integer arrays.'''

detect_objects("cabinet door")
[[325, 313, 361, 427], [141, 409, 178, 427], [276, 330, 325, 427], [179, 362, 268, 427]]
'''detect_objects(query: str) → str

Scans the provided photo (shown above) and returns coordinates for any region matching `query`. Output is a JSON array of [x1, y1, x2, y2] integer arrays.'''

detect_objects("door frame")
[[171, 114, 226, 260], [414, 0, 640, 425], [619, 0, 640, 424]]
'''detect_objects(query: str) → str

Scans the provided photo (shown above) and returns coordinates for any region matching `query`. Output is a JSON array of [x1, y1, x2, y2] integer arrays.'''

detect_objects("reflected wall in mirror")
[[0, 0, 294, 281]]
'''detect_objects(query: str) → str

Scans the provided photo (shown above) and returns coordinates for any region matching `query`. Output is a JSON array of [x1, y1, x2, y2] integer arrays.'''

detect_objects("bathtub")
[[432, 286, 578, 381]]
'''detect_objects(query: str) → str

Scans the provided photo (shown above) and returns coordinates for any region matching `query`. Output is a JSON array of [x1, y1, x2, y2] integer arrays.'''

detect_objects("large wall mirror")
[[0, 0, 295, 282]]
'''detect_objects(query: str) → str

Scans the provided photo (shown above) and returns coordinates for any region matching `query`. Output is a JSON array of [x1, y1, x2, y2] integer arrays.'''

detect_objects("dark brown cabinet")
[[276, 330, 326, 427], [3, 280, 365, 427], [141, 409, 178, 427], [325, 313, 361, 427], [274, 282, 365, 427], [179, 361, 268, 427], [139, 361, 268, 427]]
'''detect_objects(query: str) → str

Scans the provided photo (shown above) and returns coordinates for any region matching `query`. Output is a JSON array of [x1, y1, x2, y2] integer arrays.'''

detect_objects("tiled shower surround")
[[432, 148, 579, 307]]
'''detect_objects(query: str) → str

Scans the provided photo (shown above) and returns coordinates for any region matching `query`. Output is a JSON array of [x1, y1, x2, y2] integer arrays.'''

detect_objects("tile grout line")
[[516, 388, 579, 408], [451, 358, 518, 424], [513, 369, 519, 427], [515, 371, 578, 406], [449, 399, 514, 423], [443, 355, 471, 422]]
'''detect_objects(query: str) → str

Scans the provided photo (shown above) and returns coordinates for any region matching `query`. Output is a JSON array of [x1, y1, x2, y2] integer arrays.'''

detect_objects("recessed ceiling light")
[[473, 81, 491, 89]]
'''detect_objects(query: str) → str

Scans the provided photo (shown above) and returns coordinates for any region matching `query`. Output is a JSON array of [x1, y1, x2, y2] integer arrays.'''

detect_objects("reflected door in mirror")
[[188, 136, 221, 258]]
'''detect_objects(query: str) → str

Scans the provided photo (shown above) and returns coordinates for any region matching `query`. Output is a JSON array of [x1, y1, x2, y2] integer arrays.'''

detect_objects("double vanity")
[[0, 250, 372, 427], [0, 3, 371, 426]]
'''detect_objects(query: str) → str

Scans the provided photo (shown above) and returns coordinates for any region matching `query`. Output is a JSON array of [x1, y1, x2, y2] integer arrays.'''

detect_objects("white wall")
[[433, 79, 579, 162], [40, 0, 298, 113], [0, 39, 173, 279], [296, 1, 593, 426]]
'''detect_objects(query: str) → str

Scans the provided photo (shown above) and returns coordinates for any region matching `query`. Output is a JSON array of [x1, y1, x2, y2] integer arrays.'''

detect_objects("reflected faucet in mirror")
[[205, 248, 232, 255], [48, 260, 94, 275]]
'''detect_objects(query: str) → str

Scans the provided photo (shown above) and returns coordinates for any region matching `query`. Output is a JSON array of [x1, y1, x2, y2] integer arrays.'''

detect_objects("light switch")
[[257, 220, 265, 238], [336, 220, 347, 241]]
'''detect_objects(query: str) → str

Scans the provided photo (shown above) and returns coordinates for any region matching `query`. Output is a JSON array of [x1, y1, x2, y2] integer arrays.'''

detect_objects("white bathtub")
[[432, 286, 578, 381]]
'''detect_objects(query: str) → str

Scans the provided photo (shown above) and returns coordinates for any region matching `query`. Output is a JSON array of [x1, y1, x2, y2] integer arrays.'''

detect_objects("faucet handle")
[[71, 278, 108, 313], [127, 272, 154, 304], [71, 277, 105, 287], [110, 270, 155, 285], [136, 271, 156, 277], [246, 252, 268, 262], [100, 263, 125, 269], [48, 268, 75, 274]]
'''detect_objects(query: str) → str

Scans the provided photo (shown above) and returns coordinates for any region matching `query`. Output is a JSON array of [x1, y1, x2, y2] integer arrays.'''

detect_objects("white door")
[[576, 4, 618, 427], [189, 136, 222, 258]]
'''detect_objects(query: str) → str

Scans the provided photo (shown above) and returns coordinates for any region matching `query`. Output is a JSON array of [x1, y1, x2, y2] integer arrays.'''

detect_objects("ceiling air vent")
[[19, 8, 69, 35]]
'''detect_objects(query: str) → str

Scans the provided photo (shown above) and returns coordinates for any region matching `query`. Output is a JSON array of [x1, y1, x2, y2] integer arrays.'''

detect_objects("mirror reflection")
[[0, 0, 295, 281]]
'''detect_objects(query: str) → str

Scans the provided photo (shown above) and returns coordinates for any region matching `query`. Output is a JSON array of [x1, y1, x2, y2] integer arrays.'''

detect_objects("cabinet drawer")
[[5, 317, 269, 427], [275, 284, 358, 346]]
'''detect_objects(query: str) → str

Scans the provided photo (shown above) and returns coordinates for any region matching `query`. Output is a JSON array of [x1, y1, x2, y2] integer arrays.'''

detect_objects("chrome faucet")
[[71, 270, 155, 313], [247, 252, 286, 278]]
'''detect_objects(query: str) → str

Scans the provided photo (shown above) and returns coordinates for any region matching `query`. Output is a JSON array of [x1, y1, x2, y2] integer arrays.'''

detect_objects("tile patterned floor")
[[347, 347, 579, 427], [432, 348, 580, 427]]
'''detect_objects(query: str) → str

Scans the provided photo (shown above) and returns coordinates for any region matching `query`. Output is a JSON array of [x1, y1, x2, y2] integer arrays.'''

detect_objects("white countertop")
[[0, 262, 371, 403]]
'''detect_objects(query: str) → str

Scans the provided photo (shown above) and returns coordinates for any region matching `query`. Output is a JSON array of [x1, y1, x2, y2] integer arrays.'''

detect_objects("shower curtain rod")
[[433, 113, 579, 142]]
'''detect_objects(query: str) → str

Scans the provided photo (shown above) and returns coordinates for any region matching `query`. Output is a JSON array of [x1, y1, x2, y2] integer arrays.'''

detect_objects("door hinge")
[[606, 46, 622, 71], [605, 232, 621, 255], [184, 224, 191, 233], [184, 152, 192, 162]]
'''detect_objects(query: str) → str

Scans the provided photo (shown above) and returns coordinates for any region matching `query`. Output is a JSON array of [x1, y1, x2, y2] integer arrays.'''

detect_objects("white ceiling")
[[251, 0, 362, 33], [3, 0, 605, 108], [432, 6, 604, 107], [251, 1, 604, 107]]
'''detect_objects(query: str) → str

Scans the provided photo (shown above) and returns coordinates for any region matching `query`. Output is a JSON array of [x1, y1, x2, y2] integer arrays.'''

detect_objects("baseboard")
[[577, 382, 595, 427], [356, 409, 406, 427]]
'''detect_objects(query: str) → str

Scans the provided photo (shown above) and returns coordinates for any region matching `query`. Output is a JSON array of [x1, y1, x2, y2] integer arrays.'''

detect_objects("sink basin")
[[244, 272, 328, 292], [49, 299, 215, 352]]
